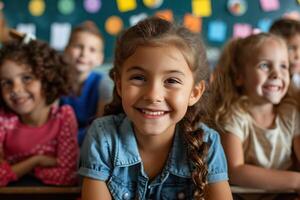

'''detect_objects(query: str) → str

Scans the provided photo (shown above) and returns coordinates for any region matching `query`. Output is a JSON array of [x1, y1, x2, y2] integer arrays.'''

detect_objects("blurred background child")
[[0, 37, 78, 186], [270, 18, 300, 98], [62, 21, 113, 146], [211, 33, 300, 199]]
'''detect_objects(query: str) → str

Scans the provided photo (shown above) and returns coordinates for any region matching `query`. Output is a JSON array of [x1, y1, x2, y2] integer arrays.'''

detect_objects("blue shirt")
[[61, 72, 112, 145], [79, 114, 228, 200]]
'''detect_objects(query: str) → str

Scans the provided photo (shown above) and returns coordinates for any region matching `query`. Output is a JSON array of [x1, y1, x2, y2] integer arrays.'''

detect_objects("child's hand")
[[35, 155, 57, 167]]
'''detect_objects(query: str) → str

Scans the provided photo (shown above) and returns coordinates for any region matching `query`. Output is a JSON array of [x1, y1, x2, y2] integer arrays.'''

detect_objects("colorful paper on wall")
[[183, 14, 202, 33], [28, 0, 45, 16], [105, 16, 123, 35], [58, 0, 75, 15], [84, 0, 101, 13], [208, 20, 226, 42], [259, 0, 279, 12], [116, 0, 136, 12], [298, 0, 300, 4], [143, 0, 163, 9], [257, 18, 272, 32], [129, 13, 148, 26], [155, 9, 173, 22], [233, 23, 252, 38], [16, 23, 36, 36], [227, 0, 247, 16], [192, 0, 212, 17], [50, 22, 71, 50]]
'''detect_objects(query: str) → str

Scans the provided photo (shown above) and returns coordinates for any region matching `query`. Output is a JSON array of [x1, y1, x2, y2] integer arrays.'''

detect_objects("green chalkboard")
[[2, 0, 300, 62]]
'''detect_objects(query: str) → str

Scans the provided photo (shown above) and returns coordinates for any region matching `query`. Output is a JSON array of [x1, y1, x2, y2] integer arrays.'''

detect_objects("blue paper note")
[[208, 20, 227, 42]]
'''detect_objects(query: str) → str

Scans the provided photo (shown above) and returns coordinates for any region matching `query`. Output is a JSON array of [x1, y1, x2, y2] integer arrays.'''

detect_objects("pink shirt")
[[0, 105, 79, 186]]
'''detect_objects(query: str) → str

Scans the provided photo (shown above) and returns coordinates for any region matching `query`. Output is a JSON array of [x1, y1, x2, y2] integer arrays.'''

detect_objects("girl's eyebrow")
[[126, 66, 186, 76], [126, 66, 144, 72]]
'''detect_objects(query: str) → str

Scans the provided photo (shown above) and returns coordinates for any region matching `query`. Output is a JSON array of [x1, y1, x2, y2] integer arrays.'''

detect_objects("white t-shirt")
[[224, 100, 300, 170]]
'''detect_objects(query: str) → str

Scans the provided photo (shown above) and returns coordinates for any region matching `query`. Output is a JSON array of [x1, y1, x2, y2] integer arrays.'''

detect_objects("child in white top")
[[211, 33, 300, 199]]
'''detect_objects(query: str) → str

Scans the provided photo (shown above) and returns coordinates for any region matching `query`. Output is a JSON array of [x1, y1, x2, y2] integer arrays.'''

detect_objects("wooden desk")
[[0, 186, 81, 200], [231, 186, 294, 194], [231, 186, 297, 200]]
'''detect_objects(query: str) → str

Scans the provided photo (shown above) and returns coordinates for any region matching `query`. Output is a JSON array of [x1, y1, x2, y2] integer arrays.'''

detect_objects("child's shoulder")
[[87, 113, 128, 139], [199, 123, 221, 145], [0, 109, 18, 127], [277, 97, 299, 122], [52, 104, 75, 118]]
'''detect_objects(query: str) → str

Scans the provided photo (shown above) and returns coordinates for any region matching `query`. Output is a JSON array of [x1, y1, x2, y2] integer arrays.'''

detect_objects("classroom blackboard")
[[2, 0, 300, 63]]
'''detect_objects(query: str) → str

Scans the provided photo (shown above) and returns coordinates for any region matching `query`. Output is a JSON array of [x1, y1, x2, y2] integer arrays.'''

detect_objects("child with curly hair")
[[0, 37, 79, 186]]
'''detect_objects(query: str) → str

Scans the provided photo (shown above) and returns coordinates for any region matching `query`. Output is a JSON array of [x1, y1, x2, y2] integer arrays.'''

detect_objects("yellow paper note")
[[116, 0, 137, 12], [298, 0, 300, 4], [192, 0, 211, 17], [28, 0, 45, 16]]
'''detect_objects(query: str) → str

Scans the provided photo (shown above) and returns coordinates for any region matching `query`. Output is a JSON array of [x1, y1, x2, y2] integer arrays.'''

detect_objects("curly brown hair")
[[104, 17, 213, 199], [270, 18, 300, 39], [0, 39, 76, 109]]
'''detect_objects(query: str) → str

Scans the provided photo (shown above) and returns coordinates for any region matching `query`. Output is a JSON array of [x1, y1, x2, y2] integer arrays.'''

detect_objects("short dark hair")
[[270, 18, 300, 39]]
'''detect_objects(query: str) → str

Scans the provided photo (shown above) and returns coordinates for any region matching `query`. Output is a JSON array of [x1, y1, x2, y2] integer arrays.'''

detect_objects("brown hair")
[[0, 12, 9, 43], [270, 18, 300, 39], [0, 39, 76, 109], [210, 33, 287, 131], [105, 16, 212, 199], [66, 20, 104, 48]]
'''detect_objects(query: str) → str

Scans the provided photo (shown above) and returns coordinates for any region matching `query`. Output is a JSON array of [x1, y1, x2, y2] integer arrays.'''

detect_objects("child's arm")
[[205, 181, 233, 200], [293, 135, 300, 168], [34, 106, 79, 185], [81, 177, 112, 200], [223, 133, 300, 191]]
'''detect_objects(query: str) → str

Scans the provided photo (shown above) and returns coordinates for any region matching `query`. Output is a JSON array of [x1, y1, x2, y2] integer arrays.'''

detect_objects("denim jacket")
[[79, 114, 228, 200]]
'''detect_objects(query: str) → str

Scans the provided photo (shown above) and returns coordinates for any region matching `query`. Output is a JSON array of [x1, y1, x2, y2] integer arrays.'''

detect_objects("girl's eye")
[[0, 80, 11, 88], [165, 78, 181, 85], [129, 75, 146, 83], [22, 75, 33, 83], [258, 63, 269, 70], [281, 64, 289, 69]]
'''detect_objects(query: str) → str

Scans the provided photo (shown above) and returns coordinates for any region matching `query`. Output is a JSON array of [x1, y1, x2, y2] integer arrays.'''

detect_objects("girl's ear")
[[188, 80, 205, 106]]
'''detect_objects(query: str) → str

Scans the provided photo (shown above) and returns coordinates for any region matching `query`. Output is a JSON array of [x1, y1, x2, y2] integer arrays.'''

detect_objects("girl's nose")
[[143, 83, 163, 103], [11, 81, 23, 95], [270, 67, 280, 79]]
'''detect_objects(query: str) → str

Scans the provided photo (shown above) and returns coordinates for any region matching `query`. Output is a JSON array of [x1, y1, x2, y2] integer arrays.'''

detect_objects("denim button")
[[177, 192, 185, 199], [122, 192, 130, 200]]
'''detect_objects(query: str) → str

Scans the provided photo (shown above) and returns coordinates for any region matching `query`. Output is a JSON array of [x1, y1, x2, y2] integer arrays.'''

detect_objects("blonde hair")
[[105, 16, 212, 199], [211, 33, 287, 131]]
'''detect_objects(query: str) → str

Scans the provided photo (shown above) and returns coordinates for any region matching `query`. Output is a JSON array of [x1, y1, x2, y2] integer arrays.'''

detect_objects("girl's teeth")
[[142, 109, 164, 115]]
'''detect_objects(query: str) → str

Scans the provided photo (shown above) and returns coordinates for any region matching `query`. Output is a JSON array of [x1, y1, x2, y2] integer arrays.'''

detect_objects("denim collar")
[[115, 116, 191, 178]]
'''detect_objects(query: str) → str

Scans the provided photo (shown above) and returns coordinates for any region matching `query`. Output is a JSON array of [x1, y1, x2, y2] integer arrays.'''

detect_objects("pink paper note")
[[259, 0, 279, 12]]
